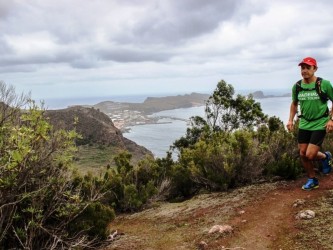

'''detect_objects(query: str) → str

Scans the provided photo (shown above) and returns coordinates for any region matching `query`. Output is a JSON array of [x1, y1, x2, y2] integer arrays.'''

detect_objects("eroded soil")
[[106, 174, 333, 250]]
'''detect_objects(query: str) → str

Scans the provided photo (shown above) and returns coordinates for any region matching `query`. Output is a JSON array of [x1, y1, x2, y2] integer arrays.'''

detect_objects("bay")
[[124, 106, 206, 158], [124, 96, 292, 158]]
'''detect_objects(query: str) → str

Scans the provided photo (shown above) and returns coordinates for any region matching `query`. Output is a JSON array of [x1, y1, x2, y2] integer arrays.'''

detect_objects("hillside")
[[106, 174, 333, 250], [45, 106, 152, 169]]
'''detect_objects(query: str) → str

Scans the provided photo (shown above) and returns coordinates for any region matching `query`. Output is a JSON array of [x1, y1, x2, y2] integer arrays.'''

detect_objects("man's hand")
[[286, 120, 293, 131], [325, 119, 333, 132]]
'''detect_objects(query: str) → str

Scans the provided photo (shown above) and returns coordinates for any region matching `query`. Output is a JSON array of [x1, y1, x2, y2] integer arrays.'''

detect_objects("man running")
[[287, 57, 333, 190]]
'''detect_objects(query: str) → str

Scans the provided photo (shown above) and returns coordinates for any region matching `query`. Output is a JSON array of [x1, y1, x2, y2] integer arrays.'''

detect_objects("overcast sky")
[[1, 0, 333, 103]]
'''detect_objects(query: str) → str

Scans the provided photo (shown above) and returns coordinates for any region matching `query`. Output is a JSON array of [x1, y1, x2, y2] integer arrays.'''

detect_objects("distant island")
[[92, 92, 210, 131], [250, 91, 291, 99]]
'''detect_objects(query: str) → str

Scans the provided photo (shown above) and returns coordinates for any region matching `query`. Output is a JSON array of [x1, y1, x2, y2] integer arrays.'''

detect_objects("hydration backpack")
[[295, 77, 329, 121], [295, 77, 328, 103]]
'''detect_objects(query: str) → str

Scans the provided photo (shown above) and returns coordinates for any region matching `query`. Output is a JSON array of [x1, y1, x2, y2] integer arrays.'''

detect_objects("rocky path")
[[106, 174, 333, 250], [220, 174, 333, 249]]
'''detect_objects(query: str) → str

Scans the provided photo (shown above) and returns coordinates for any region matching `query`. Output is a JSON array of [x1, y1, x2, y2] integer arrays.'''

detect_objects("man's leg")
[[305, 143, 322, 177], [299, 143, 316, 178], [307, 129, 332, 174], [299, 143, 320, 190]]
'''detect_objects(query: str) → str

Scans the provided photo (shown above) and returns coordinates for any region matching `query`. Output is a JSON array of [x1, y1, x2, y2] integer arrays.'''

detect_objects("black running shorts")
[[297, 129, 326, 146]]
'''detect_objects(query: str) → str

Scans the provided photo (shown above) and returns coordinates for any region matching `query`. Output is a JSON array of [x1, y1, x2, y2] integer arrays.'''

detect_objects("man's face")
[[300, 63, 317, 79]]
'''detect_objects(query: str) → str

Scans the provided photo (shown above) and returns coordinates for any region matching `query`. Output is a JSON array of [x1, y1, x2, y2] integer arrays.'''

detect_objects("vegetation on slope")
[[2, 79, 330, 249], [45, 106, 152, 172]]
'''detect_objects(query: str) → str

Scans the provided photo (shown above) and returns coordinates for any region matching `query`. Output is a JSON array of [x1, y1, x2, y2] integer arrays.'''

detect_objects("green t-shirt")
[[292, 78, 333, 130]]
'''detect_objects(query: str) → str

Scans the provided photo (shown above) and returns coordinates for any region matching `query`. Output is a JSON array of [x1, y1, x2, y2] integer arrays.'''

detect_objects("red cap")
[[298, 57, 317, 67]]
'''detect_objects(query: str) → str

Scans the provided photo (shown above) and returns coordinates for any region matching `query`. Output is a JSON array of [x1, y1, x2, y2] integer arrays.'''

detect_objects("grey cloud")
[[0, 48, 80, 71], [0, 38, 12, 54], [0, 0, 254, 68], [2, 0, 333, 74], [0, 64, 37, 73], [97, 47, 172, 63], [70, 61, 96, 69], [70, 55, 100, 69], [0, 1, 16, 19], [118, 0, 245, 45], [1, 1, 104, 45], [298, 36, 333, 50]]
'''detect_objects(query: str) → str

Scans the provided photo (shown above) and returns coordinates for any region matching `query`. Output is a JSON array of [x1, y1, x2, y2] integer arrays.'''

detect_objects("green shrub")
[[264, 153, 302, 179], [69, 202, 115, 240], [257, 125, 301, 179], [122, 184, 143, 211], [168, 122, 301, 199], [169, 163, 194, 199]]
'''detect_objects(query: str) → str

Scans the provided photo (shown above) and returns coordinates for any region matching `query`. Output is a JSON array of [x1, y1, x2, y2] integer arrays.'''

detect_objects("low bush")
[[69, 202, 115, 240]]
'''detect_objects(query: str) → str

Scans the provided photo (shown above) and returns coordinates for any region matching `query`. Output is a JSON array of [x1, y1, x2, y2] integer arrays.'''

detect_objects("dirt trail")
[[106, 174, 333, 250], [220, 175, 333, 249]]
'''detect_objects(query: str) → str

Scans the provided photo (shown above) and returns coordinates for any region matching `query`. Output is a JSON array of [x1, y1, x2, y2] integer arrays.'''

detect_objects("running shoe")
[[321, 151, 332, 174], [302, 178, 319, 191]]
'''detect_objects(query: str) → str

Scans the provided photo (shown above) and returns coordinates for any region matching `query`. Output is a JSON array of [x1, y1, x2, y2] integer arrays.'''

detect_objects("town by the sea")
[[40, 91, 291, 158]]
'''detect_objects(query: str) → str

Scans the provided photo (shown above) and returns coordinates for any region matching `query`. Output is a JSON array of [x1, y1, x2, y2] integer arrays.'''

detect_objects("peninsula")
[[92, 92, 210, 131]]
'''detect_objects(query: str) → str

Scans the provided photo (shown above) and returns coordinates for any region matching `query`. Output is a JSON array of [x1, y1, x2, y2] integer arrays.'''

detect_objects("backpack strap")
[[314, 77, 328, 102], [295, 80, 302, 102]]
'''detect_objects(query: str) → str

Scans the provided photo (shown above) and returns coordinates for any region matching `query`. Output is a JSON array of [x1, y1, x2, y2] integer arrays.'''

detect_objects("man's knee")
[[299, 150, 316, 161], [305, 151, 317, 161], [299, 149, 307, 158]]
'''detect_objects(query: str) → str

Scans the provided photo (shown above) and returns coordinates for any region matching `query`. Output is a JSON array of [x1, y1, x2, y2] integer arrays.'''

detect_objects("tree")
[[205, 80, 267, 132], [173, 80, 267, 152], [0, 81, 30, 126]]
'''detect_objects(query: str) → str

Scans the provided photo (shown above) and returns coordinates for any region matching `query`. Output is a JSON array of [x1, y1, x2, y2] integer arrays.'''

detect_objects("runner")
[[286, 57, 333, 190]]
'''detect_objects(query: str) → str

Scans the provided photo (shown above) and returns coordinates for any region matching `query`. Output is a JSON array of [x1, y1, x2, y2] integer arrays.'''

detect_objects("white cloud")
[[4, 31, 57, 56], [1, 0, 333, 104]]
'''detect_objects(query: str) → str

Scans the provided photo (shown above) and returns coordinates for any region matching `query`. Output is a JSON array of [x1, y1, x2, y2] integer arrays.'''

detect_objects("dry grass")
[[72, 144, 147, 175], [292, 190, 333, 250]]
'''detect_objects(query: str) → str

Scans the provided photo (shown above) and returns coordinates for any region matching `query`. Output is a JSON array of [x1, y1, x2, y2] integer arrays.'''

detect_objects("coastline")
[[123, 97, 291, 158]]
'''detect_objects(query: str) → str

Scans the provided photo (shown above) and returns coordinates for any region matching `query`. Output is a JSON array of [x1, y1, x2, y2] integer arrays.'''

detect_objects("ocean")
[[41, 93, 292, 159]]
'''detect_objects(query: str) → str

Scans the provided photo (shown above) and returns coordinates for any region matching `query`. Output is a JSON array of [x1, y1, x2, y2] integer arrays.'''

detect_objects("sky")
[[1, 0, 333, 104]]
